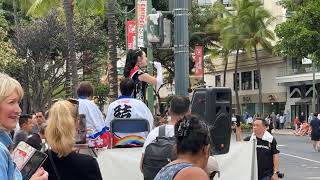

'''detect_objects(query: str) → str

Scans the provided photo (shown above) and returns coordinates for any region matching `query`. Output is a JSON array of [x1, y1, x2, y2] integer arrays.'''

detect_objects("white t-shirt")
[[78, 98, 106, 133], [105, 97, 154, 147], [142, 125, 175, 154]]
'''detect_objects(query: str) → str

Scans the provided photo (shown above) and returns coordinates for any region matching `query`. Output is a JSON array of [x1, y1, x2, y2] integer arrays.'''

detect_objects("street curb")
[[273, 130, 295, 136]]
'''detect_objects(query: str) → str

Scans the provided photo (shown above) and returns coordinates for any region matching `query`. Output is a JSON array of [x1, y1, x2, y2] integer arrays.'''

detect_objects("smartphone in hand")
[[12, 141, 48, 180]]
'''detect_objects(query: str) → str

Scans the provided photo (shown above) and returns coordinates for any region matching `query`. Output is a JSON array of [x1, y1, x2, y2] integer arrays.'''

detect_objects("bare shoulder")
[[174, 167, 209, 180]]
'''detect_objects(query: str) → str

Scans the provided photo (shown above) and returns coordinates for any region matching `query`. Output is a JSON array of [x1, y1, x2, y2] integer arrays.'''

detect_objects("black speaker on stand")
[[191, 87, 232, 155]]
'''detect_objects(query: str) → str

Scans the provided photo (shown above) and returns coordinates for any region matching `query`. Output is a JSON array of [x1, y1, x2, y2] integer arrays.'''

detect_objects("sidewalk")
[[272, 129, 295, 135]]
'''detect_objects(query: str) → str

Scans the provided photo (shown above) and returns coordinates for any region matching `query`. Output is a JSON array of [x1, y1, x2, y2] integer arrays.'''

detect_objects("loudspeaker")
[[191, 87, 232, 155], [191, 89, 206, 119]]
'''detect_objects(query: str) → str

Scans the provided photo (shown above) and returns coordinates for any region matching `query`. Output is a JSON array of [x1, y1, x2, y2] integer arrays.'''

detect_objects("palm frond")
[[27, 0, 60, 17], [76, 0, 105, 17]]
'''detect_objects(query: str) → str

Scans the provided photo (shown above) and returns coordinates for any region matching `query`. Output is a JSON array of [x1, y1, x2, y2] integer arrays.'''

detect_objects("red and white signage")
[[137, 0, 147, 47], [127, 20, 136, 50], [194, 46, 204, 77]]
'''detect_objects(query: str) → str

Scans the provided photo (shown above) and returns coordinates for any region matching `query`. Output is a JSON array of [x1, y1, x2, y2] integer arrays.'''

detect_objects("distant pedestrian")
[[243, 112, 249, 124], [271, 112, 276, 130], [284, 110, 290, 124], [299, 112, 306, 126], [308, 113, 314, 123], [266, 115, 273, 134], [275, 114, 280, 129], [310, 113, 320, 152], [293, 116, 299, 131], [279, 114, 285, 129]]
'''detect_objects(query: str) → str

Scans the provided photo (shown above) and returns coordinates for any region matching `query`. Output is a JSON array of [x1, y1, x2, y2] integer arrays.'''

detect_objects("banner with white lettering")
[[136, 0, 147, 47]]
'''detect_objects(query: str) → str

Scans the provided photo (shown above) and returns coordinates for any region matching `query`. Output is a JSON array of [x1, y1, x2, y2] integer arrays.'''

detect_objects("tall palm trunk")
[[65, 56, 72, 97], [106, 0, 118, 102], [63, 0, 78, 97], [235, 49, 241, 114], [13, 0, 18, 25], [254, 45, 262, 115], [223, 55, 228, 87]]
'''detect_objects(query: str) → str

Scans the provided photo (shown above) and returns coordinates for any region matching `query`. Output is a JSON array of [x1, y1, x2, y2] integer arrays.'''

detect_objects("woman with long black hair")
[[123, 49, 163, 102]]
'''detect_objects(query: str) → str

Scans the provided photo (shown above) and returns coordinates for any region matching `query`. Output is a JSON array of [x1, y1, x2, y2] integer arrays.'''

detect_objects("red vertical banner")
[[127, 20, 136, 50], [194, 46, 204, 77]]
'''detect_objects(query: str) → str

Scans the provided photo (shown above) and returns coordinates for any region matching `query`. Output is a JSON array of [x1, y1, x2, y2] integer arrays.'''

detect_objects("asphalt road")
[[274, 134, 320, 180]]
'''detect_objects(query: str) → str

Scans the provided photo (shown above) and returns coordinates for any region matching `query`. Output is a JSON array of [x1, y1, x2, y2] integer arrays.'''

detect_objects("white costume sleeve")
[[145, 107, 154, 130], [105, 103, 114, 128], [153, 62, 163, 88]]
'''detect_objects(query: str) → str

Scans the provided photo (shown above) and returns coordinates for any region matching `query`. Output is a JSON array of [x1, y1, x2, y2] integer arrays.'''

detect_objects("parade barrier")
[[97, 141, 257, 180]]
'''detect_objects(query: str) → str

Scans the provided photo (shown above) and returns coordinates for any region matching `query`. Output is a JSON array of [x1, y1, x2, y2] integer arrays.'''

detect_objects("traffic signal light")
[[146, 11, 164, 44]]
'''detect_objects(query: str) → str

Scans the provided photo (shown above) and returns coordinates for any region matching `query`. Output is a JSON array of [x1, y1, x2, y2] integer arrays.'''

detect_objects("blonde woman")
[[0, 73, 48, 179], [43, 100, 102, 180]]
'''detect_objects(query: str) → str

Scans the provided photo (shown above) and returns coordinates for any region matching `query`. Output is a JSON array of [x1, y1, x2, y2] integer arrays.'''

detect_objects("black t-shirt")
[[299, 115, 306, 123], [310, 118, 320, 135], [256, 137, 279, 179], [43, 151, 102, 180]]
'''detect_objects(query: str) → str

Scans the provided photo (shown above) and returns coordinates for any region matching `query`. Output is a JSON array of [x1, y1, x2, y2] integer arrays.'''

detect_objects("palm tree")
[[241, 0, 275, 115], [219, 16, 246, 114], [223, 50, 230, 87], [211, 0, 250, 114], [63, 0, 78, 97], [106, 0, 118, 101], [27, 0, 105, 97]]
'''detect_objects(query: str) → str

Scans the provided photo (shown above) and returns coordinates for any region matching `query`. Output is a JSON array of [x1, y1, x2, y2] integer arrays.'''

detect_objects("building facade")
[[197, 0, 289, 119], [276, 58, 320, 122], [206, 50, 287, 118]]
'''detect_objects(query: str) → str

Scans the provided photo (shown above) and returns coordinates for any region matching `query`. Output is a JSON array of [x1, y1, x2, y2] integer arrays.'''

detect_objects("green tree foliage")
[[0, 11, 24, 76], [241, 0, 275, 114], [274, 0, 320, 60], [12, 11, 107, 112], [209, 0, 274, 114]]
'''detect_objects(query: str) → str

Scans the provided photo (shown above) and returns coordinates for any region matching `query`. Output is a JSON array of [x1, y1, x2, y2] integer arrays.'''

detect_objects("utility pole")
[[174, 0, 189, 96], [146, 0, 154, 114], [312, 60, 316, 113]]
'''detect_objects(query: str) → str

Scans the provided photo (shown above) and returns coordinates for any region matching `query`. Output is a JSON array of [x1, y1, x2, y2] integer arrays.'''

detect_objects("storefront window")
[[215, 75, 221, 87], [241, 71, 252, 90]]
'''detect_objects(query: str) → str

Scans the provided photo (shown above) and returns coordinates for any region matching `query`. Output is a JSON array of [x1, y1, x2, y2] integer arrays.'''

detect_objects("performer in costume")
[[123, 49, 163, 102]]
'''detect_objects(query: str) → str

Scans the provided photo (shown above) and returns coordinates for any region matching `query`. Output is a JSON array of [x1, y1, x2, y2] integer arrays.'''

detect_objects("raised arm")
[[138, 62, 163, 88]]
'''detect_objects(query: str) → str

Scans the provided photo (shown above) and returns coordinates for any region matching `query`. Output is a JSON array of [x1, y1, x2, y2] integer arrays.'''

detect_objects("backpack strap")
[[158, 125, 166, 137], [48, 150, 61, 180]]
